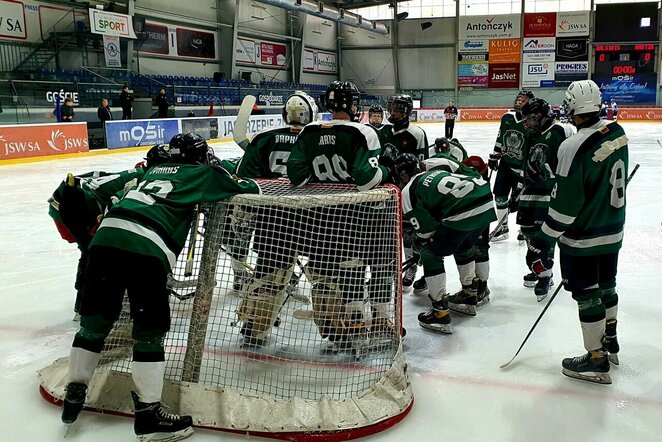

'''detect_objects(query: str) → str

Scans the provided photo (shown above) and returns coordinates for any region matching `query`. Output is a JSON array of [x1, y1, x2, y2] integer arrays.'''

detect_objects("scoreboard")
[[594, 44, 656, 75]]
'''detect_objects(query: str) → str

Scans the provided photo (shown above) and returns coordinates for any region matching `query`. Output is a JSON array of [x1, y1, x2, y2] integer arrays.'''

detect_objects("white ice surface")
[[1, 121, 661, 441]]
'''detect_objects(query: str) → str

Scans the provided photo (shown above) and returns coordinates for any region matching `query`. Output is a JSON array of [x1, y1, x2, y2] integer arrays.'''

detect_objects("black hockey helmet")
[[169, 133, 209, 165], [521, 98, 554, 133], [144, 144, 171, 169], [514, 90, 535, 113], [324, 81, 362, 121], [368, 104, 384, 116], [433, 137, 450, 154], [394, 153, 423, 188], [387, 94, 413, 124]]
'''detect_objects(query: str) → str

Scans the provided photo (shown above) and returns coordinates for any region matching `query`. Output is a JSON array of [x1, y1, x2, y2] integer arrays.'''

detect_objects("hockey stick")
[[184, 207, 200, 276], [402, 255, 419, 273], [657, 140, 662, 149], [233, 95, 256, 151], [500, 279, 567, 369], [626, 163, 640, 186], [488, 210, 510, 242]]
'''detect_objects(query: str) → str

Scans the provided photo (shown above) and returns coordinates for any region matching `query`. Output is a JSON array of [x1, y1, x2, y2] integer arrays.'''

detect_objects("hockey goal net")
[[39, 180, 412, 440]]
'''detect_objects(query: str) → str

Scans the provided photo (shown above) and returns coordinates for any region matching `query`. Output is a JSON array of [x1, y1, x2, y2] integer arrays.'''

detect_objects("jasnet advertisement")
[[0, 122, 89, 161]]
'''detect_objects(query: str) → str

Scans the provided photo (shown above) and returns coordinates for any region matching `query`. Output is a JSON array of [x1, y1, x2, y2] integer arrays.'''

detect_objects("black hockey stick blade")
[[402, 256, 418, 273], [500, 279, 567, 369]]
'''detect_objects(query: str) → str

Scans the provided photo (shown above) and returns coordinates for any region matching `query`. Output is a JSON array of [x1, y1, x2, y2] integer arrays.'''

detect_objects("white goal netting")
[[39, 180, 413, 440]]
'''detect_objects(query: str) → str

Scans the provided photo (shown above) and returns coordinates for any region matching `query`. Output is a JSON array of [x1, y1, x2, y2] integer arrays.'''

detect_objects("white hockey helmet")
[[563, 80, 602, 117], [282, 91, 318, 126]]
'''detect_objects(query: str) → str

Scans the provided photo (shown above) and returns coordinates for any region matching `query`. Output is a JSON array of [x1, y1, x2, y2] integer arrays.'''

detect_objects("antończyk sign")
[[459, 14, 520, 40], [89, 9, 137, 39]]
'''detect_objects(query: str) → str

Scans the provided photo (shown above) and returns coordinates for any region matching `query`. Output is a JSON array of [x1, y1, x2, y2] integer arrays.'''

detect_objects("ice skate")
[[561, 351, 611, 385], [132, 392, 194, 442], [475, 278, 490, 308], [534, 276, 553, 302], [602, 320, 620, 365], [517, 230, 526, 243], [412, 277, 428, 295], [448, 284, 478, 316], [61, 382, 87, 425], [523, 272, 554, 289], [490, 224, 509, 242], [418, 296, 452, 334], [402, 264, 417, 291]]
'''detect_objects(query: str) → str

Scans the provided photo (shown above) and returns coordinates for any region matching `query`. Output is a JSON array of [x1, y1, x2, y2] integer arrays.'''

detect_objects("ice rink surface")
[[1, 121, 661, 441]]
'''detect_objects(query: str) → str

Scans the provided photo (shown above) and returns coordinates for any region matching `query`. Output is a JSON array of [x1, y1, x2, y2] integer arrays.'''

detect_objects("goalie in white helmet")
[[232, 91, 318, 346]]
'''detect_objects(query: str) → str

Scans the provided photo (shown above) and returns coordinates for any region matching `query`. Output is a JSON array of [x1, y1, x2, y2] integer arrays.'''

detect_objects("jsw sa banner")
[[0, 122, 89, 161]]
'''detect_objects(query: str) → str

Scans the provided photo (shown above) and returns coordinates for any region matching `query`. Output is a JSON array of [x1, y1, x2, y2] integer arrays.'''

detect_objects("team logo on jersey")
[[503, 130, 525, 159]]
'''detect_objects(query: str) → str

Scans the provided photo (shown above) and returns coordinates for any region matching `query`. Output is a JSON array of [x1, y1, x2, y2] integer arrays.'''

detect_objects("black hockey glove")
[[488, 152, 501, 171], [525, 238, 553, 275], [525, 160, 546, 186], [379, 143, 399, 184]]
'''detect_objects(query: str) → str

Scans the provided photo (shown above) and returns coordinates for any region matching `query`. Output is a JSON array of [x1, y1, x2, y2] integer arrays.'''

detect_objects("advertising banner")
[[522, 37, 555, 62], [89, 9, 137, 39], [554, 61, 589, 86], [458, 39, 489, 53], [457, 59, 489, 89], [488, 63, 519, 88], [489, 38, 520, 64], [459, 14, 520, 40], [0, 0, 26, 39], [524, 12, 556, 37], [181, 118, 219, 140], [136, 22, 169, 55], [556, 37, 588, 61], [236, 37, 288, 68], [556, 11, 590, 37], [459, 109, 508, 121], [103, 35, 121, 67], [0, 122, 89, 161], [522, 62, 555, 87], [176, 28, 215, 59], [105, 119, 180, 149], [260, 41, 287, 67], [593, 73, 657, 105], [256, 92, 286, 106], [303, 48, 337, 73], [616, 108, 662, 120]]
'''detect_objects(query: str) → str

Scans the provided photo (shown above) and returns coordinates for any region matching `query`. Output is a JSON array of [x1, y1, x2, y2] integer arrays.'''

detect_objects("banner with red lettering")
[[0, 122, 89, 161]]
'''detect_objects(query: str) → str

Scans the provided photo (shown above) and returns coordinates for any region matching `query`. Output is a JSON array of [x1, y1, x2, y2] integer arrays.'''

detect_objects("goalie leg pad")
[[303, 266, 345, 339], [236, 267, 292, 342]]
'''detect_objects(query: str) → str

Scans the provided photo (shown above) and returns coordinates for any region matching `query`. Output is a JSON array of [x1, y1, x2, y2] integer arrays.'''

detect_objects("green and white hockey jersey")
[[536, 119, 628, 256], [494, 111, 529, 178], [386, 122, 429, 160], [91, 164, 260, 272], [402, 169, 496, 237], [520, 122, 575, 212], [236, 125, 300, 178], [366, 122, 393, 147], [48, 167, 146, 222], [288, 120, 387, 191], [447, 139, 468, 162]]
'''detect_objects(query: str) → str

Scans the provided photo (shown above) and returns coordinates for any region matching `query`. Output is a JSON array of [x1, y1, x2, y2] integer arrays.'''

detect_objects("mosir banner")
[[0, 122, 89, 161]]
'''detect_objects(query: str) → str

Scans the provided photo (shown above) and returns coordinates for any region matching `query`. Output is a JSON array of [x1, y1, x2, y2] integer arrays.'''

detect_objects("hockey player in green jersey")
[[430, 137, 468, 162], [527, 80, 628, 384], [61, 133, 260, 440], [396, 153, 496, 333], [385, 94, 429, 160], [287, 81, 397, 348], [47, 146, 168, 314], [234, 91, 318, 346], [365, 104, 392, 146], [413, 154, 493, 312], [488, 90, 534, 241], [384, 94, 429, 290], [517, 98, 575, 301]]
